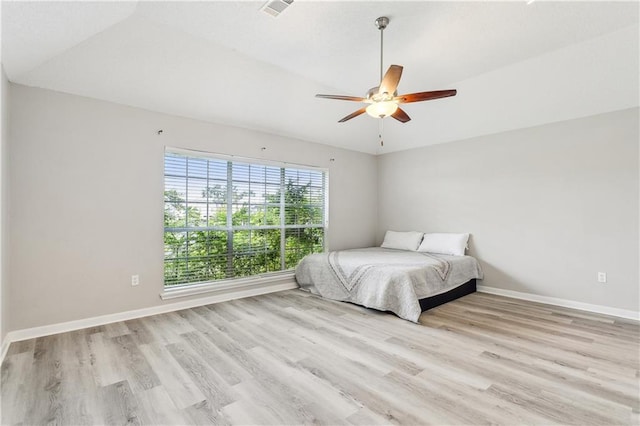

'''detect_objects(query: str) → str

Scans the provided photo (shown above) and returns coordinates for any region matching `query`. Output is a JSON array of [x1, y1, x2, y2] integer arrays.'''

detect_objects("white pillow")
[[417, 233, 469, 256], [381, 230, 424, 251]]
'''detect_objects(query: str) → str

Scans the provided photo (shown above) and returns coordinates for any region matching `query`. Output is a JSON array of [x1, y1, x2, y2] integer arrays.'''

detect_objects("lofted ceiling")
[[2, 1, 639, 155]]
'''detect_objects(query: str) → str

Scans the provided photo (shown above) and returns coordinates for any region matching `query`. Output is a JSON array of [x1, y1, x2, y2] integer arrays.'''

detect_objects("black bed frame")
[[419, 279, 476, 312]]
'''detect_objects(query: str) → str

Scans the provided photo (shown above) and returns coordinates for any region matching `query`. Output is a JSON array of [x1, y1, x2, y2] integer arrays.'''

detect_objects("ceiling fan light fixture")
[[366, 100, 398, 118], [315, 16, 456, 126]]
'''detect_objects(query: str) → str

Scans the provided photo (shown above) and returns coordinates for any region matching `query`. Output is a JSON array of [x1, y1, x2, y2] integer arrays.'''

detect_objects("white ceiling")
[[2, 1, 639, 154]]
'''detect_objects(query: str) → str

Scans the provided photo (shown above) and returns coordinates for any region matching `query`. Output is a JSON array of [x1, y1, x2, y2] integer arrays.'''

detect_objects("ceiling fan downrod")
[[375, 17, 389, 146], [375, 17, 389, 83]]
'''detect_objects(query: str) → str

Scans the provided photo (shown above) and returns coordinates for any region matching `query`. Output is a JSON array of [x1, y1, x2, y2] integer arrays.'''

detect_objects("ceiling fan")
[[316, 16, 457, 123]]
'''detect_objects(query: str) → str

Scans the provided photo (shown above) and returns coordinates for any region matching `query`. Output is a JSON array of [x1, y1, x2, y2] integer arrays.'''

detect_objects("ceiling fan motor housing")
[[366, 87, 396, 102]]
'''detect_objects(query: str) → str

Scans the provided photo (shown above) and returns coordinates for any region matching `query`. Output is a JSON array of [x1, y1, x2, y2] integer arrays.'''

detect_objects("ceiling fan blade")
[[391, 107, 411, 123], [316, 94, 366, 102], [395, 89, 457, 104], [338, 107, 367, 123], [378, 65, 403, 95]]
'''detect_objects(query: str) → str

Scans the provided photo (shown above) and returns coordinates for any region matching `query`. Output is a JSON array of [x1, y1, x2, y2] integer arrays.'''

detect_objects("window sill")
[[160, 271, 297, 300]]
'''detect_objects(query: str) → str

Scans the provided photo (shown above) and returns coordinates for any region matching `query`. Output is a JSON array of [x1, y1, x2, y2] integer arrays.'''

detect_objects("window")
[[163, 149, 327, 287]]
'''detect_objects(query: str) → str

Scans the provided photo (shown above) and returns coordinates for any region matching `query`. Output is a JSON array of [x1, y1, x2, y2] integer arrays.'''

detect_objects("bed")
[[294, 247, 483, 322]]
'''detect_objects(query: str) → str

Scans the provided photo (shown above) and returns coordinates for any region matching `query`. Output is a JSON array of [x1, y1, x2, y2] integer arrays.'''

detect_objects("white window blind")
[[164, 149, 327, 287]]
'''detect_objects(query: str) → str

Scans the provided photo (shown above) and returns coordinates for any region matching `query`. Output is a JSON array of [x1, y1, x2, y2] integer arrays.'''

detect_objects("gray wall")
[[8, 84, 378, 331], [1, 68, 9, 342], [378, 108, 639, 312]]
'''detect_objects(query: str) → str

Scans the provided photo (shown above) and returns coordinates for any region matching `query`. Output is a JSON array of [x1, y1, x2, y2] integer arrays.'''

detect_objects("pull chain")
[[379, 119, 384, 147]]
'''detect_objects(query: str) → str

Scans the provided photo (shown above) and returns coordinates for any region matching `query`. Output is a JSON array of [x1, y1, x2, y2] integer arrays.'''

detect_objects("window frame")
[[163, 147, 329, 291]]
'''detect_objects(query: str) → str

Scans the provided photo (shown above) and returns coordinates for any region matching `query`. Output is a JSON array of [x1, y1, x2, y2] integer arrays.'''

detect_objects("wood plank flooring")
[[2, 290, 639, 425]]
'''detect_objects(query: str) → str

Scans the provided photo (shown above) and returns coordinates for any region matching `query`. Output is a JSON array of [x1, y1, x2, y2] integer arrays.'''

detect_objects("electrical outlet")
[[131, 274, 140, 286], [597, 272, 607, 283]]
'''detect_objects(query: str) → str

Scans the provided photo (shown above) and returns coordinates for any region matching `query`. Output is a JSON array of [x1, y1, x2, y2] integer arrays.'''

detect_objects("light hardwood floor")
[[2, 290, 639, 425]]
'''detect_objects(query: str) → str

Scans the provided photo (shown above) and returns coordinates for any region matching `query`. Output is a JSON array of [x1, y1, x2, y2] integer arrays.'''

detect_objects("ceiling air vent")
[[261, 0, 294, 17]]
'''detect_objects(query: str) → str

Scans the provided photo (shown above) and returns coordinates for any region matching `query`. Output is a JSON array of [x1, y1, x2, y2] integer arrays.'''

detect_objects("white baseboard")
[[2, 279, 298, 360], [477, 285, 640, 321]]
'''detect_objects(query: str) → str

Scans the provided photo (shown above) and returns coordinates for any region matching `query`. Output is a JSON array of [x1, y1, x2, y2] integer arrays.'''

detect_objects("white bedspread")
[[294, 247, 483, 322]]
